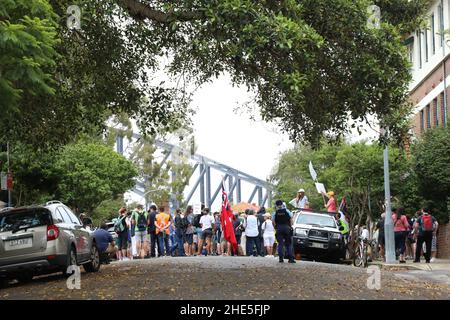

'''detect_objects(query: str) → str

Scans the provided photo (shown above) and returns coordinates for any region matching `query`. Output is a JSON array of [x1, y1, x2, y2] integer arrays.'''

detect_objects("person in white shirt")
[[243, 209, 262, 256], [289, 189, 309, 209], [197, 208, 215, 256], [262, 213, 275, 257]]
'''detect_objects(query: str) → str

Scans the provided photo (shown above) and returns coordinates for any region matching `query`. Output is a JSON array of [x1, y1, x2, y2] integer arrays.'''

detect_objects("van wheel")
[[83, 244, 100, 273], [63, 247, 78, 277], [17, 272, 34, 284]]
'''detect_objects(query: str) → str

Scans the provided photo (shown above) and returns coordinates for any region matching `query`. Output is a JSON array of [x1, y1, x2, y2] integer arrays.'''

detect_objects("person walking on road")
[[289, 189, 309, 209], [414, 208, 438, 263], [155, 206, 171, 256], [392, 208, 410, 263], [131, 204, 148, 259], [147, 205, 158, 258], [273, 200, 295, 263], [262, 213, 275, 257], [244, 209, 262, 256]]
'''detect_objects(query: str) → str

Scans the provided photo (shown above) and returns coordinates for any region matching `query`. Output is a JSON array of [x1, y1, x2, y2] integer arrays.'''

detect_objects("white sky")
[[190, 75, 293, 180]]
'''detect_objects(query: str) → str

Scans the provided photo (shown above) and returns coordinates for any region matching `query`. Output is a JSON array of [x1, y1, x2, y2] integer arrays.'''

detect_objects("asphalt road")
[[1, 256, 449, 300]]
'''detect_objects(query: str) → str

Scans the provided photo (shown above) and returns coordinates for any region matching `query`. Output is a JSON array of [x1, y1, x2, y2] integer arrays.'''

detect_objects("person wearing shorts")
[[198, 208, 215, 255], [115, 208, 129, 261], [131, 205, 148, 259], [262, 213, 275, 257]]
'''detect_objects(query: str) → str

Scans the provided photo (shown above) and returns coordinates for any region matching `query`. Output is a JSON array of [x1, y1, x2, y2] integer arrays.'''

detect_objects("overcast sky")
[[190, 75, 293, 180]]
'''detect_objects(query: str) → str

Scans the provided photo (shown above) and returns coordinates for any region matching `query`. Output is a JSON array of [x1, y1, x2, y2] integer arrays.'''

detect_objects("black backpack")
[[193, 214, 202, 228], [137, 212, 147, 231]]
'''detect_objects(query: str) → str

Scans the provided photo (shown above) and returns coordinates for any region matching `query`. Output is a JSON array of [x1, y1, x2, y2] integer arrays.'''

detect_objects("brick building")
[[408, 0, 449, 136], [407, 0, 449, 258]]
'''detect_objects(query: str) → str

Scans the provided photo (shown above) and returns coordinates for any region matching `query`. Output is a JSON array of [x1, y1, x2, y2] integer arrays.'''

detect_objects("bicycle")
[[352, 236, 374, 268]]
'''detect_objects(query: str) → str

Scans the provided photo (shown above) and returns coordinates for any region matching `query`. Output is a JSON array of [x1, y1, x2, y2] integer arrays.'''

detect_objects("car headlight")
[[331, 232, 342, 240], [295, 228, 308, 237]]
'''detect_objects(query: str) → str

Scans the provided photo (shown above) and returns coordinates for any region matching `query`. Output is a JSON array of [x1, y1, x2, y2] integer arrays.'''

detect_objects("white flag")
[[309, 161, 317, 181]]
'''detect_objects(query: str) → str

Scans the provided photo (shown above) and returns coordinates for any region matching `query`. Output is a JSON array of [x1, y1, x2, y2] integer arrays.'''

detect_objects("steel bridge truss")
[[117, 134, 273, 212]]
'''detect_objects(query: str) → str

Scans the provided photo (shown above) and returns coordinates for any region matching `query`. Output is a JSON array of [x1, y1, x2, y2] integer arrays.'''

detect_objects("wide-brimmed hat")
[[298, 188, 305, 193], [327, 191, 335, 197], [264, 213, 271, 218]]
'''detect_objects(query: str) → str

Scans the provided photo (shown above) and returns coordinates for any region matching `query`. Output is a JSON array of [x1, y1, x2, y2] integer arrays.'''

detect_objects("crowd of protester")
[[104, 203, 284, 261]]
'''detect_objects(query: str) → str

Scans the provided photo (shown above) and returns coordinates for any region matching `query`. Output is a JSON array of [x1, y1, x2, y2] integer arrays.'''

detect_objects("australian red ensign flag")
[[220, 180, 238, 253]]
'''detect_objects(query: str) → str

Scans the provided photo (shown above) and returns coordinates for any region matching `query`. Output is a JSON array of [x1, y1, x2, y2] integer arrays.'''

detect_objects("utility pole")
[[368, 4, 396, 263]]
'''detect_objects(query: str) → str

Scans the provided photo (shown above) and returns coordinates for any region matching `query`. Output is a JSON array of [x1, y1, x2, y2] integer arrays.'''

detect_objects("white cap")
[[298, 188, 305, 193]]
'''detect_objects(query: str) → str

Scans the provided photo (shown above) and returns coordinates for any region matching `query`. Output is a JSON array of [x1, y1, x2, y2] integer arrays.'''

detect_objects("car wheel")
[[17, 272, 34, 284], [63, 246, 78, 277], [83, 244, 100, 273]]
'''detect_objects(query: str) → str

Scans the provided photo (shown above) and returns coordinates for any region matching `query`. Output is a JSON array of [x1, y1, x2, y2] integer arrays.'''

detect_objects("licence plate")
[[5, 237, 33, 251], [310, 242, 325, 249]]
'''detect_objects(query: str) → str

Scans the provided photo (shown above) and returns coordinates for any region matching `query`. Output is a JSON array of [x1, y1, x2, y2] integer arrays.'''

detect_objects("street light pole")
[[368, 4, 396, 263], [382, 131, 396, 264]]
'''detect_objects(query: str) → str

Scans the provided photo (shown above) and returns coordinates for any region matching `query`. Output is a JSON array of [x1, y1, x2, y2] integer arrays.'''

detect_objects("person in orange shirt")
[[155, 206, 171, 257]]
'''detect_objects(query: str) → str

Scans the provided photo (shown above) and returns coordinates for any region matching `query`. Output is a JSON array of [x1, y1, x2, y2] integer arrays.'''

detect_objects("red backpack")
[[421, 215, 434, 232]]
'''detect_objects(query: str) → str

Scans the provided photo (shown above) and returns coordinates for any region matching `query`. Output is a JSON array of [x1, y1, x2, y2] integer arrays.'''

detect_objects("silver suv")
[[0, 201, 100, 284]]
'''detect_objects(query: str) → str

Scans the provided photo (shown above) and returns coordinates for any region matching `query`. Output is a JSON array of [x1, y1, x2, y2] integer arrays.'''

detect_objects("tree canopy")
[[1, 0, 428, 148]]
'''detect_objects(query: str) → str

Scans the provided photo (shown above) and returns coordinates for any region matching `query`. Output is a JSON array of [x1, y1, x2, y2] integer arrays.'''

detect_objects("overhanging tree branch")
[[119, 0, 204, 23]]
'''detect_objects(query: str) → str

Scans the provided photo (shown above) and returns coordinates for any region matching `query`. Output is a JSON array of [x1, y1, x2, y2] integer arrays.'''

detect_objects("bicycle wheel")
[[362, 244, 369, 268], [352, 242, 364, 267]]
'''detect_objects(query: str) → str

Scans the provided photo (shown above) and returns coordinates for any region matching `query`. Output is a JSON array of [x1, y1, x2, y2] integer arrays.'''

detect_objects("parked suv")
[[0, 201, 100, 284], [292, 210, 345, 262]]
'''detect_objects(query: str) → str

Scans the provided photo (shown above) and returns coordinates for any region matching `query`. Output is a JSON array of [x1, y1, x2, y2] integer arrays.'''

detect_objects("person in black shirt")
[[273, 200, 295, 263], [147, 205, 158, 257]]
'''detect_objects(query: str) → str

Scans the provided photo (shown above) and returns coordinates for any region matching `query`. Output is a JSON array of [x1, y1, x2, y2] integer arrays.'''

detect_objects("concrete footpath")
[[369, 259, 450, 271]]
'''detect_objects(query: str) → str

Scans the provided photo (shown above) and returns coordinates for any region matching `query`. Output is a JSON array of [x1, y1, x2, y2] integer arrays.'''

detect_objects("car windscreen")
[[296, 214, 336, 228], [0, 208, 52, 233]]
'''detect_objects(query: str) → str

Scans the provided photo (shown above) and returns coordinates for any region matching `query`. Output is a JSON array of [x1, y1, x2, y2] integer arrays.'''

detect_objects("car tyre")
[[63, 246, 78, 278], [83, 244, 100, 273]]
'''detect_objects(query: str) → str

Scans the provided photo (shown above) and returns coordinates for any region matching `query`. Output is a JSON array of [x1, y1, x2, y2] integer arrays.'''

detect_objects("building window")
[[434, 98, 439, 127], [420, 109, 424, 132], [431, 14, 436, 55], [407, 43, 414, 64], [424, 29, 429, 62], [426, 105, 431, 128], [417, 31, 422, 69], [438, 4, 444, 47]]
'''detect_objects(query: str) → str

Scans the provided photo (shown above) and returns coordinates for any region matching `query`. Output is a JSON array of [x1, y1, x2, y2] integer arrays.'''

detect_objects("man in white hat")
[[289, 188, 309, 209]]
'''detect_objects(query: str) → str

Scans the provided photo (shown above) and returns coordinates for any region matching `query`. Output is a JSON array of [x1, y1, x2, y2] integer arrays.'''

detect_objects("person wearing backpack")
[[131, 204, 148, 259], [392, 207, 410, 263], [414, 208, 438, 263], [114, 207, 129, 261]]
